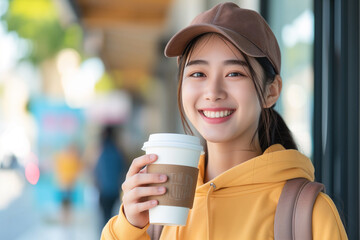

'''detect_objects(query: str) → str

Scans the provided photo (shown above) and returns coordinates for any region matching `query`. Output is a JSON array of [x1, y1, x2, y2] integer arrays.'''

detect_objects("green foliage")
[[2, 0, 83, 64]]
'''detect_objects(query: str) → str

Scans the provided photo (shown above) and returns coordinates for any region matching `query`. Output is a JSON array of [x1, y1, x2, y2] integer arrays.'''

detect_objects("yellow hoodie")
[[101, 144, 348, 240]]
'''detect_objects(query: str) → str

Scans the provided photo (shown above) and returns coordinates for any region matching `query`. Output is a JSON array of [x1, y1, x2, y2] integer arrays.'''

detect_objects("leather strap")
[[274, 178, 309, 239], [274, 178, 325, 240], [294, 181, 325, 239]]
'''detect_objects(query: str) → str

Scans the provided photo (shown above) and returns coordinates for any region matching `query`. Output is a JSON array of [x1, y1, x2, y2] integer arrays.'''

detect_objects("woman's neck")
[[204, 140, 262, 183]]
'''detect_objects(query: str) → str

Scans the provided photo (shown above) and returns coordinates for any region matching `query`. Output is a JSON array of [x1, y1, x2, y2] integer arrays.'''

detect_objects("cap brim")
[[164, 24, 266, 58]]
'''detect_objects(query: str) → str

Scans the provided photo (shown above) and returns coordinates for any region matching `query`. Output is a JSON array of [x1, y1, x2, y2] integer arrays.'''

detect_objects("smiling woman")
[[101, 2, 348, 240]]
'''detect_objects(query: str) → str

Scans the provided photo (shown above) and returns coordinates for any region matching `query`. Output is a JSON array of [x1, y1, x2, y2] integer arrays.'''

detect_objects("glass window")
[[268, 0, 314, 157]]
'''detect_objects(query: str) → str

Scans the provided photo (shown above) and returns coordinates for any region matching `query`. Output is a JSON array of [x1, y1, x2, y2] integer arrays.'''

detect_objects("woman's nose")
[[204, 76, 227, 101]]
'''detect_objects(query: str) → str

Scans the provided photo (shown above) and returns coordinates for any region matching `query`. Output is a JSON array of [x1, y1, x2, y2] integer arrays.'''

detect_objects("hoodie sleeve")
[[101, 204, 151, 240], [312, 193, 348, 240]]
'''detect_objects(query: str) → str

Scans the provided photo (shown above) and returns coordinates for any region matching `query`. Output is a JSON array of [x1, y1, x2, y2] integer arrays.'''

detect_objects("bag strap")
[[274, 178, 325, 240], [147, 224, 164, 240], [293, 179, 325, 239]]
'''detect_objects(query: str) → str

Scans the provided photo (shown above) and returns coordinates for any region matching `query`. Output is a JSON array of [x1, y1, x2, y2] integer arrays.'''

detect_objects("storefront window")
[[268, 0, 314, 157]]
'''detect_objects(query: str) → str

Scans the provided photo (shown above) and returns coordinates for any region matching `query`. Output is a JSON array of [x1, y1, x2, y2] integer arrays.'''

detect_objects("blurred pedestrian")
[[55, 144, 82, 224], [94, 125, 127, 227]]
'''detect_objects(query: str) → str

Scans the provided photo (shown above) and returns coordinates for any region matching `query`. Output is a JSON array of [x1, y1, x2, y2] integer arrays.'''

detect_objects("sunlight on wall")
[[56, 49, 104, 108]]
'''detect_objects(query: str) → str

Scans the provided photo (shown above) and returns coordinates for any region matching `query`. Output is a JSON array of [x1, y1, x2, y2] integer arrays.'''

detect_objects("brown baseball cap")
[[164, 2, 281, 74]]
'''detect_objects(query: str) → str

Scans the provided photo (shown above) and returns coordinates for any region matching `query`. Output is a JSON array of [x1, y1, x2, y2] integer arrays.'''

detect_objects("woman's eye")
[[190, 72, 205, 78], [227, 72, 244, 77]]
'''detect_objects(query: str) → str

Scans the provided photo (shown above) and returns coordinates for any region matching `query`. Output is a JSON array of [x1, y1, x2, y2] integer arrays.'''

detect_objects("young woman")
[[101, 2, 347, 239]]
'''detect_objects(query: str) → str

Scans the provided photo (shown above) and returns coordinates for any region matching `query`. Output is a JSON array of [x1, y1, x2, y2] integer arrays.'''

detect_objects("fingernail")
[[151, 200, 157, 205], [158, 187, 165, 193], [159, 175, 167, 181], [150, 154, 156, 161]]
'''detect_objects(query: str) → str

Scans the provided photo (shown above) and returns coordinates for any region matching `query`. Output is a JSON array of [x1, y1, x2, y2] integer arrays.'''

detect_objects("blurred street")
[[15, 204, 100, 240], [0, 169, 104, 240]]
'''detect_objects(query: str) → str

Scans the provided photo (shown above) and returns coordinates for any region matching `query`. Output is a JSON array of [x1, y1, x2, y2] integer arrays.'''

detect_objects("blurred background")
[[0, 0, 358, 239]]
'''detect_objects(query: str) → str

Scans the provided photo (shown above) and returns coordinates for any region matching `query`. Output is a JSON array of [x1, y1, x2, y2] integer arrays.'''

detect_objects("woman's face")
[[181, 34, 262, 145]]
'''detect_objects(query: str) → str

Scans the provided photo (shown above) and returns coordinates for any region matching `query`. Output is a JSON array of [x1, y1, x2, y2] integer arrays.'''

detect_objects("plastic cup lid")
[[142, 133, 203, 152]]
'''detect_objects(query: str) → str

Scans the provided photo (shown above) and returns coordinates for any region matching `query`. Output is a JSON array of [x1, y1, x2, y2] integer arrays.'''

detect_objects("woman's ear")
[[264, 75, 282, 108]]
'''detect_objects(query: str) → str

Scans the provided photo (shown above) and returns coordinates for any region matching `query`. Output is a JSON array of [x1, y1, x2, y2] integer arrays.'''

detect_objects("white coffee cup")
[[142, 133, 203, 226]]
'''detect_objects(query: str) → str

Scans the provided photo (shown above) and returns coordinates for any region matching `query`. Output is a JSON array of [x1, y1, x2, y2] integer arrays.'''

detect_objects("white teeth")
[[203, 110, 233, 118]]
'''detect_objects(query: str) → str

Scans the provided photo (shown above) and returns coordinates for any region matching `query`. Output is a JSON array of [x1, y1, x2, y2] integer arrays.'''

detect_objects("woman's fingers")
[[121, 154, 166, 228], [126, 154, 157, 178], [122, 173, 167, 191], [123, 186, 166, 203], [139, 166, 147, 174], [132, 200, 158, 213]]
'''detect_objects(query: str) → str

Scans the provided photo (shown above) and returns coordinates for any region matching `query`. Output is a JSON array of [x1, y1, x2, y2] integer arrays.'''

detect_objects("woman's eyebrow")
[[185, 59, 208, 67], [224, 59, 248, 66], [185, 59, 248, 67]]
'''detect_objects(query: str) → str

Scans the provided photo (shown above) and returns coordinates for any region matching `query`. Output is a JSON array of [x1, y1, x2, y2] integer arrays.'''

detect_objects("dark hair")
[[255, 57, 298, 151], [177, 33, 297, 152]]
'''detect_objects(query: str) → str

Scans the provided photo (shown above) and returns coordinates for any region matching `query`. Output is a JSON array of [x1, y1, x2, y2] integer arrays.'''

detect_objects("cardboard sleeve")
[[147, 164, 199, 209]]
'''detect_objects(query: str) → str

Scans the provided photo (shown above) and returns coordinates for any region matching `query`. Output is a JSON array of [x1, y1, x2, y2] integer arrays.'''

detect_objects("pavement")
[[16, 206, 101, 240], [0, 172, 108, 240]]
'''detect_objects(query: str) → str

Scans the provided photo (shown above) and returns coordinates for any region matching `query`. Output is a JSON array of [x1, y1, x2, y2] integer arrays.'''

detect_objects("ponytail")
[[258, 107, 298, 152], [249, 57, 298, 152]]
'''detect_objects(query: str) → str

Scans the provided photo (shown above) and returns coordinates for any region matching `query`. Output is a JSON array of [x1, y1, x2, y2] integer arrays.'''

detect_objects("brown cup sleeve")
[[147, 164, 199, 209]]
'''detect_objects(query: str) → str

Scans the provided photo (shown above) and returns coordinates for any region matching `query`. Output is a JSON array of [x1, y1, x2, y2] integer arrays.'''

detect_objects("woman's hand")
[[121, 154, 167, 228]]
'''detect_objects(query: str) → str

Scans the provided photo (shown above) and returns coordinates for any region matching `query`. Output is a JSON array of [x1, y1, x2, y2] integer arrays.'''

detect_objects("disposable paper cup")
[[142, 133, 203, 226]]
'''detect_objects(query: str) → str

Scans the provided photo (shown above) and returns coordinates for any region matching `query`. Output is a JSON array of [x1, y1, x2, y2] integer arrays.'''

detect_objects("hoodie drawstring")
[[206, 182, 216, 240]]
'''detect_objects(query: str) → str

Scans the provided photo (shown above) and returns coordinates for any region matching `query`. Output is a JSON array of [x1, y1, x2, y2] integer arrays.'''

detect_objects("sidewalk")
[[0, 174, 104, 240], [16, 205, 101, 240]]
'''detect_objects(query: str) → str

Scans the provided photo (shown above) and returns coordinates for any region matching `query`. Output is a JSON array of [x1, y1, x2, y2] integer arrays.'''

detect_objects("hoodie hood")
[[196, 144, 315, 193]]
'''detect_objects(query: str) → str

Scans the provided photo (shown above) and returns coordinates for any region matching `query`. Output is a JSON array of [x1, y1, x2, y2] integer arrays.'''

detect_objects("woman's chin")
[[200, 132, 234, 144]]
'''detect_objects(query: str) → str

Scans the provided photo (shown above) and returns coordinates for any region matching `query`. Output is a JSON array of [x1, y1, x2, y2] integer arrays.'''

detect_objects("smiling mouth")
[[200, 109, 235, 119]]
